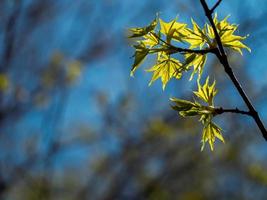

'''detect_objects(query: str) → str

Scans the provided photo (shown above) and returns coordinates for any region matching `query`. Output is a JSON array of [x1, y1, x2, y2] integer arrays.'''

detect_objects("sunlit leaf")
[[147, 52, 183, 90], [130, 42, 149, 76], [183, 53, 207, 81], [207, 14, 251, 54], [184, 19, 210, 49], [193, 77, 217, 106], [159, 18, 187, 43], [129, 18, 157, 38], [142, 32, 159, 47], [201, 121, 224, 151]]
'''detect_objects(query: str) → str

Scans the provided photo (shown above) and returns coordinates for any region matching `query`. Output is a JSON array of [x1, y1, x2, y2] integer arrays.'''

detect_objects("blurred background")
[[0, 0, 267, 199]]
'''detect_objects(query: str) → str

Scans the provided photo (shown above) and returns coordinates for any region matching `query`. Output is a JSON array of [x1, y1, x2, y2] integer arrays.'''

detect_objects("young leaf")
[[170, 97, 213, 117], [159, 18, 187, 43], [207, 14, 251, 54], [170, 79, 223, 151], [130, 42, 149, 76], [201, 121, 224, 151], [180, 109, 200, 117], [183, 19, 210, 49], [170, 98, 195, 111], [147, 52, 183, 90], [184, 53, 207, 80], [193, 77, 217, 106], [129, 18, 157, 38], [142, 32, 159, 47]]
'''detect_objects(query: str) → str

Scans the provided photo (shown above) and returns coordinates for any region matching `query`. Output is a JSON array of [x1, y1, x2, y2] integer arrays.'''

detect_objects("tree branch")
[[152, 31, 217, 54], [200, 0, 267, 140], [169, 46, 217, 54], [210, 0, 223, 13], [214, 107, 251, 116]]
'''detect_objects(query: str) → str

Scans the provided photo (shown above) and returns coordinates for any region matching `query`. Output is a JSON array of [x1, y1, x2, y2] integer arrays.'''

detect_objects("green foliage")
[[129, 14, 250, 89], [194, 77, 217, 106], [128, 13, 250, 151], [147, 52, 183, 90], [129, 18, 157, 38], [170, 77, 224, 151], [130, 42, 150, 76], [184, 19, 209, 49], [184, 53, 207, 80], [206, 14, 251, 54]]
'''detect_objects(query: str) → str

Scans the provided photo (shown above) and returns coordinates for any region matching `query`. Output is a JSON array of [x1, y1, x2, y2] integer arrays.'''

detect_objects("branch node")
[[210, 0, 223, 13]]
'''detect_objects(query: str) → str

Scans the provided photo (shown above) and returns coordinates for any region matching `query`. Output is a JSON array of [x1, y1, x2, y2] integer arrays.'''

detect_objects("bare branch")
[[210, 0, 223, 13], [214, 107, 251, 116], [169, 46, 217, 54]]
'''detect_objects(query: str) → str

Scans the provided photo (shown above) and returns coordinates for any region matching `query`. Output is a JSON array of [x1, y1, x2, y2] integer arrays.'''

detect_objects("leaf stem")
[[200, 0, 267, 140]]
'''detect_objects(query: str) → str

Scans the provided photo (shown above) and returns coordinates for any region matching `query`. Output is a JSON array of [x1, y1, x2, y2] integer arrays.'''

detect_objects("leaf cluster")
[[171, 77, 224, 151], [129, 14, 250, 89], [128, 13, 250, 151]]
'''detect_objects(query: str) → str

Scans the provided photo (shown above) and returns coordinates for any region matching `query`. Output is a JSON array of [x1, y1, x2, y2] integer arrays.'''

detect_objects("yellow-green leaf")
[[183, 53, 207, 81], [201, 122, 224, 151], [183, 19, 210, 49], [129, 18, 157, 38], [170, 97, 195, 111], [193, 77, 217, 106], [207, 14, 251, 54], [147, 52, 183, 90], [159, 18, 187, 43], [130, 42, 149, 76], [142, 32, 159, 47]]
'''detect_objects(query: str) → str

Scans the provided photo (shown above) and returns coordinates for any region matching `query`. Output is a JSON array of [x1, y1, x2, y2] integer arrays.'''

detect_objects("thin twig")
[[210, 0, 223, 13], [214, 107, 251, 116], [169, 46, 216, 54], [200, 0, 267, 140]]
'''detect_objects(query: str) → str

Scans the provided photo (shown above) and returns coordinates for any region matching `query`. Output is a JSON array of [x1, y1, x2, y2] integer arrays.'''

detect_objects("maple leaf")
[[194, 77, 217, 106], [141, 32, 159, 47], [183, 53, 207, 81], [130, 42, 149, 76], [129, 18, 157, 38], [170, 77, 224, 151], [183, 19, 210, 49], [201, 121, 224, 151], [207, 14, 251, 54], [147, 52, 183, 90], [159, 18, 188, 43]]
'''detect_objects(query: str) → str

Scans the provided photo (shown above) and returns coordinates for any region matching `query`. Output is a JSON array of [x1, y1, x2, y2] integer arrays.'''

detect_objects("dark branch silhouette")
[[214, 107, 251, 116], [200, 0, 267, 140], [210, 0, 223, 13]]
